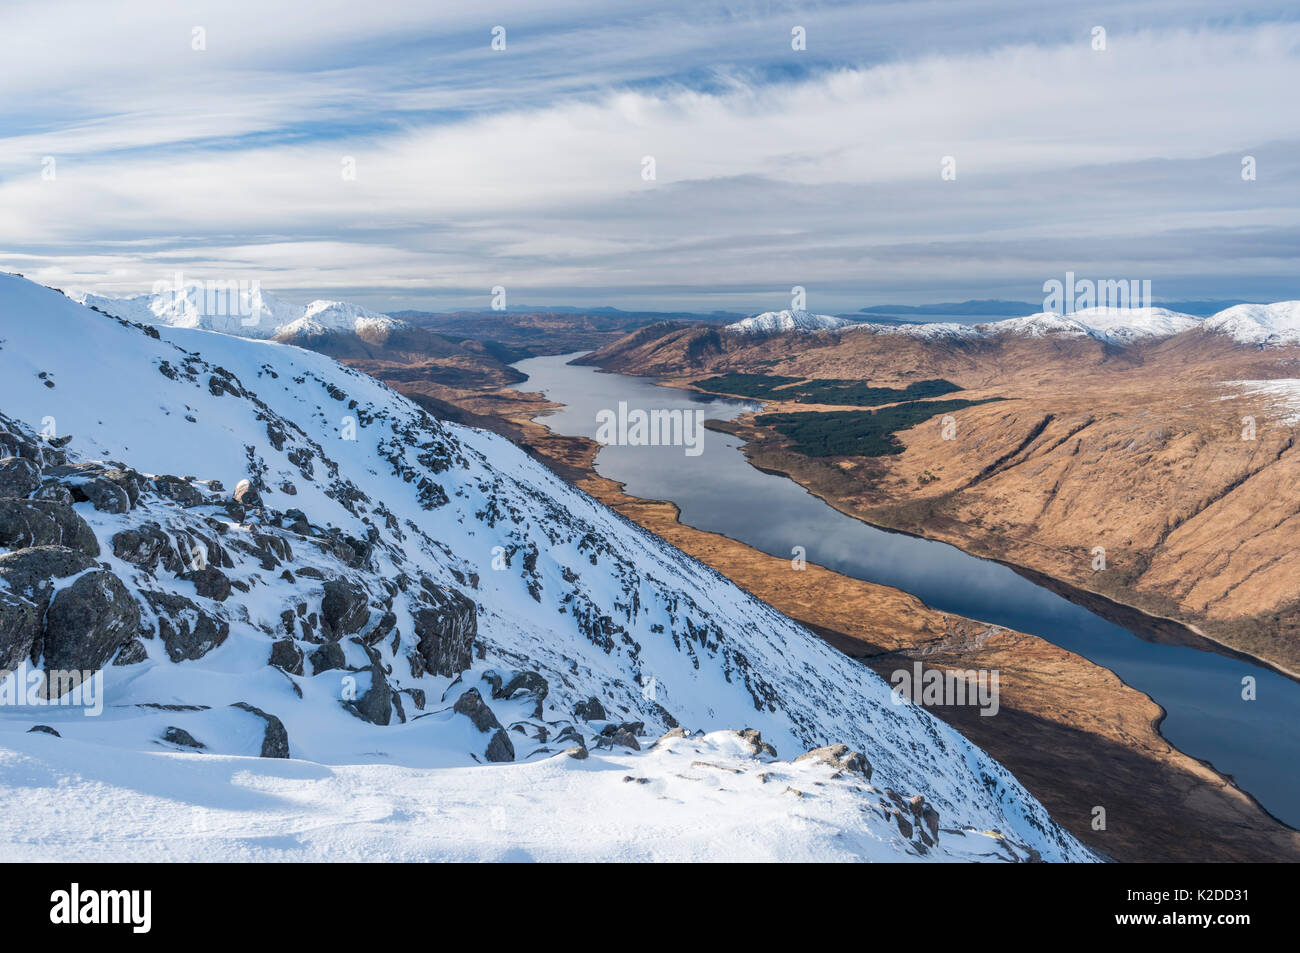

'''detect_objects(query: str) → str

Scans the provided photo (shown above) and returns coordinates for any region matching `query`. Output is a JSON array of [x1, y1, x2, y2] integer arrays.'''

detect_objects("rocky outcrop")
[[142, 591, 229, 662], [320, 579, 369, 640], [162, 726, 205, 749], [268, 638, 304, 676], [0, 546, 95, 672], [483, 669, 548, 718], [795, 743, 872, 781], [0, 499, 99, 555], [413, 583, 476, 677], [231, 702, 289, 758], [42, 569, 140, 683], [452, 687, 514, 762], [0, 456, 40, 498]]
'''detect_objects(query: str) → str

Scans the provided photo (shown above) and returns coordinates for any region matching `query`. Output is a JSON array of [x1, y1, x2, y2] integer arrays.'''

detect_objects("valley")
[[459, 352, 1300, 862]]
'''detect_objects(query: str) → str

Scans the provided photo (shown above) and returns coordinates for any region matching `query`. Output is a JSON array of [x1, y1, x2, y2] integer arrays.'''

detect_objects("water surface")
[[512, 353, 1300, 828]]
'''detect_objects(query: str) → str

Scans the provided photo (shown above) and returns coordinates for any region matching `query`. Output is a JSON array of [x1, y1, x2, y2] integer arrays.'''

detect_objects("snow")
[[0, 272, 1095, 862], [850, 302, 1300, 346], [726, 310, 855, 334], [70, 285, 408, 342], [1223, 379, 1300, 423], [0, 729, 1051, 862], [1203, 303, 1300, 346]]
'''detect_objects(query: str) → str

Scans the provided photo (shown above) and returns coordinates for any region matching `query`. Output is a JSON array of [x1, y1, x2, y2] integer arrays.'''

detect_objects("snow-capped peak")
[[69, 285, 407, 342], [852, 302, 1300, 347], [727, 310, 855, 334], [277, 300, 409, 340], [1202, 302, 1300, 346]]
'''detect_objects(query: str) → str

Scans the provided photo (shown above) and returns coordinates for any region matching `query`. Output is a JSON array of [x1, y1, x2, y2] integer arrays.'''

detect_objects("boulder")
[[0, 499, 99, 555], [112, 523, 181, 574], [320, 579, 369, 640], [0, 457, 40, 498], [42, 569, 140, 688], [343, 661, 392, 726], [308, 641, 346, 675], [231, 702, 289, 758], [268, 638, 304, 676], [574, 696, 606, 722], [180, 565, 232, 602], [485, 730, 515, 763], [413, 584, 477, 677], [142, 591, 230, 662], [162, 726, 205, 749]]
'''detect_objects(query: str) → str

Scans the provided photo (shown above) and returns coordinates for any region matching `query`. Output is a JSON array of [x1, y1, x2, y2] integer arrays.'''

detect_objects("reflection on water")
[[512, 352, 1300, 828]]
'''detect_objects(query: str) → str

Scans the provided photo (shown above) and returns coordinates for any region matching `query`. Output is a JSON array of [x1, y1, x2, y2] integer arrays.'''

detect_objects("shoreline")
[[663, 370, 1300, 685], [477, 378, 1299, 860], [730, 437, 1300, 686]]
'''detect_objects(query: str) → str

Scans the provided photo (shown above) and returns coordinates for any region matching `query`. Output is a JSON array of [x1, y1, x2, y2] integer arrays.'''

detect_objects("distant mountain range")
[[859, 299, 1257, 319]]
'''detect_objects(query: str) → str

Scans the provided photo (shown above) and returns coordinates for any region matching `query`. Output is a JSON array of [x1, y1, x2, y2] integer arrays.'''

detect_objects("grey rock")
[[0, 499, 100, 555], [308, 641, 346, 675], [413, 584, 476, 677], [574, 696, 606, 722], [231, 702, 289, 758], [343, 661, 392, 726], [162, 726, 205, 749], [485, 729, 515, 763], [180, 565, 231, 602], [142, 591, 230, 662], [42, 569, 140, 691], [0, 456, 40, 498], [320, 579, 369, 640], [268, 638, 304, 676]]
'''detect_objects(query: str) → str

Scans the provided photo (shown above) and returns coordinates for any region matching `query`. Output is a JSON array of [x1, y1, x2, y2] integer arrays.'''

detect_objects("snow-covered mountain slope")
[[71, 284, 410, 342], [280, 299, 410, 340], [0, 273, 1094, 861], [727, 310, 856, 334], [1203, 302, 1300, 346], [853, 303, 1300, 346], [73, 284, 302, 340]]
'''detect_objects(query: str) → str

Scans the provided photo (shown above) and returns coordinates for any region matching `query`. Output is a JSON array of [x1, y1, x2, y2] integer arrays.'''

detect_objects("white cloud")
[[2, 2, 1299, 308]]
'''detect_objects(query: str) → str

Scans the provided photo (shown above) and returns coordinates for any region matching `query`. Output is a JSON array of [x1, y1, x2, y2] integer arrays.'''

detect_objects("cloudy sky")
[[2, 0, 1298, 312]]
